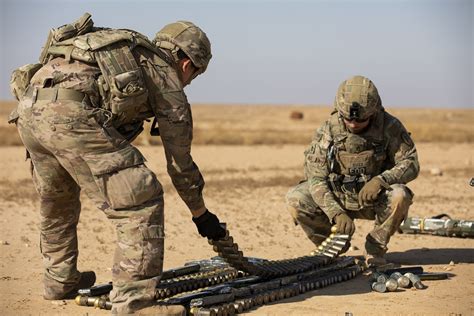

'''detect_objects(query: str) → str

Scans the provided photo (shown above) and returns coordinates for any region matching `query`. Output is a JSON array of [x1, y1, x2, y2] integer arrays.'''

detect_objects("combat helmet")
[[153, 21, 212, 74], [334, 75, 382, 121]]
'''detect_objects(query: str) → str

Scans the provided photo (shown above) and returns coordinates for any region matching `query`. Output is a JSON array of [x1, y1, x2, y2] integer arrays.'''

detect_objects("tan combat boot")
[[43, 271, 96, 300]]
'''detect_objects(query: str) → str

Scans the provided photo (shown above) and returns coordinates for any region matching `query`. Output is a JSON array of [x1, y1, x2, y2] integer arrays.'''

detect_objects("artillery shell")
[[371, 281, 387, 293], [385, 278, 398, 292]]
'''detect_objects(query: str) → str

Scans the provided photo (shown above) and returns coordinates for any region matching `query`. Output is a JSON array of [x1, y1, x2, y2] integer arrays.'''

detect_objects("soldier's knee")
[[389, 184, 413, 205]]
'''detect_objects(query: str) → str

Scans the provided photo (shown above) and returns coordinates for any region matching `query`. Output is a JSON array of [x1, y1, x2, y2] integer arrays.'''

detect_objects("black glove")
[[192, 210, 226, 240], [334, 213, 355, 236]]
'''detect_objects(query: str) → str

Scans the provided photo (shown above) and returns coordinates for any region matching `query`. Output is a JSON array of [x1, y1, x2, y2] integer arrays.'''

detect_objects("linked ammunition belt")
[[208, 225, 350, 279], [76, 225, 360, 313]]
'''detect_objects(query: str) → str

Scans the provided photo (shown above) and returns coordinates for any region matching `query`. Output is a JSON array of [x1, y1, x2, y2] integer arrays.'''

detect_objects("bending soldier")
[[9, 13, 225, 315], [286, 75, 420, 266]]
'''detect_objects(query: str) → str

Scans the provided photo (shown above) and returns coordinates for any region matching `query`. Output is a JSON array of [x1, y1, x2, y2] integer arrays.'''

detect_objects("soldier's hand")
[[358, 177, 384, 206], [334, 213, 355, 236], [192, 209, 226, 240]]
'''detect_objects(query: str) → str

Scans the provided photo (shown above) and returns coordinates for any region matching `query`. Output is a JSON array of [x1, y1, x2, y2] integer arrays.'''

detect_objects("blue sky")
[[1, 0, 472, 107]]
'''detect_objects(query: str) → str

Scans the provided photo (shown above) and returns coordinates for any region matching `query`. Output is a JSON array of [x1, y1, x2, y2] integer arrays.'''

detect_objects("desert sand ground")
[[0, 103, 473, 315]]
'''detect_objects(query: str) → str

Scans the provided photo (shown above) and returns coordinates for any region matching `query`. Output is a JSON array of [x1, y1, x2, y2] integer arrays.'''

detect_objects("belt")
[[25, 86, 87, 103]]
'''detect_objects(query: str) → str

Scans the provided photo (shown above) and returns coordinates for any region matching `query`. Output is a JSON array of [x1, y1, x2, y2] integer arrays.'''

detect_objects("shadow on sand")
[[386, 248, 474, 265]]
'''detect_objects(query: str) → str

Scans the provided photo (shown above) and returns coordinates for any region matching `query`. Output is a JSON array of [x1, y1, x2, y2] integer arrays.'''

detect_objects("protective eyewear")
[[343, 116, 370, 123]]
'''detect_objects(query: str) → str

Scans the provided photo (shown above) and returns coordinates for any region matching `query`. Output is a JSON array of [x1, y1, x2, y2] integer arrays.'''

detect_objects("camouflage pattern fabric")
[[287, 103, 419, 256], [287, 181, 413, 256], [12, 28, 206, 314]]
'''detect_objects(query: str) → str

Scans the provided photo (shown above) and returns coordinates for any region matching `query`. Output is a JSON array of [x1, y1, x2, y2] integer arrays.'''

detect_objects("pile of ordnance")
[[369, 266, 450, 293], [76, 226, 363, 315]]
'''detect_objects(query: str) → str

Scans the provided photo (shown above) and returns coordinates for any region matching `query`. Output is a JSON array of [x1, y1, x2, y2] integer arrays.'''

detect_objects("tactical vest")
[[11, 13, 172, 134], [327, 111, 388, 210]]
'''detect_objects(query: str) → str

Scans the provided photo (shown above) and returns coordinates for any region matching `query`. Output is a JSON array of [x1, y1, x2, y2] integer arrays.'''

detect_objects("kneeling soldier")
[[286, 75, 419, 266]]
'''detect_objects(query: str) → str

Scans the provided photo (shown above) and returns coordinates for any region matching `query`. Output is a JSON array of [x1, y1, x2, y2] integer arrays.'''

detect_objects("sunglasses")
[[342, 116, 370, 123]]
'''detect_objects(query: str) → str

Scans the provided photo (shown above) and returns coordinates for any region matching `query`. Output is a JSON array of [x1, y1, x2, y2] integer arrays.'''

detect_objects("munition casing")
[[194, 308, 216, 316], [324, 248, 339, 255], [226, 303, 236, 316], [369, 272, 382, 282], [385, 278, 398, 292], [233, 302, 244, 313], [75, 295, 97, 306], [376, 274, 389, 283], [371, 281, 387, 293], [390, 272, 410, 288], [404, 273, 426, 289], [94, 297, 112, 310], [329, 233, 350, 240], [397, 275, 411, 288]]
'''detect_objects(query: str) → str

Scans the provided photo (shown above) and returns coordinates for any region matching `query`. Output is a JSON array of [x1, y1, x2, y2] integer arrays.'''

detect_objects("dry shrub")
[[1, 101, 473, 146]]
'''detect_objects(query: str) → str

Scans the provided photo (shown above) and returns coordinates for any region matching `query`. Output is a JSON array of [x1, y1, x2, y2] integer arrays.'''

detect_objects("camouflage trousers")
[[16, 96, 164, 313], [286, 180, 413, 256]]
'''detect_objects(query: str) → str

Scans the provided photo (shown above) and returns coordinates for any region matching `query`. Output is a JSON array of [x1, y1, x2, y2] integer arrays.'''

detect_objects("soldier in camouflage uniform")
[[9, 14, 225, 315], [286, 75, 419, 266]]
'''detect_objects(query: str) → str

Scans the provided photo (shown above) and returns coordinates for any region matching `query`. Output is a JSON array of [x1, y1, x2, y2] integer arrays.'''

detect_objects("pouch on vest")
[[9, 63, 43, 101], [39, 13, 94, 64], [95, 42, 148, 125]]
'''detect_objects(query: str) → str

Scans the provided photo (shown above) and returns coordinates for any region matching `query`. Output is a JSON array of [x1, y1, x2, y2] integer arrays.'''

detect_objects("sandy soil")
[[0, 142, 473, 316]]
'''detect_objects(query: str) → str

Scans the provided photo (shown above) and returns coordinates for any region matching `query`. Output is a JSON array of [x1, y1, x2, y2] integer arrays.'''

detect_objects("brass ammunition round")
[[278, 289, 286, 300], [233, 302, 244, 313], [371, 281, 387, 293], [210, 306, 221, 316], [331, 225, 338, 233], [269, 291, 277, 302], [227, 303, 236, 316], [299, 283, 306, 293], [243, 298, 252, 309], [265, 293, 272, 303], [75, 295, 96, 306], [94, 297, 112, 310], [385, 278, 398, 292], [201, 309, 216, 316]]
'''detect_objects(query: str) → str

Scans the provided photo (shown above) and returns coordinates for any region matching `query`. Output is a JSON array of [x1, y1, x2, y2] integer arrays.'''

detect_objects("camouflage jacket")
[[304, 110, 419, 221], [30, 43, 205, 211]]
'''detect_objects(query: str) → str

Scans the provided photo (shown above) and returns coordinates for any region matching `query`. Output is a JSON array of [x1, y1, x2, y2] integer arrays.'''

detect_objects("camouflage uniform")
[[286, 76, 420, 257], [10, 15, 210, 314]]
